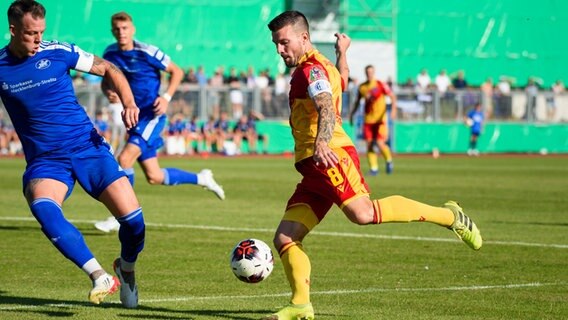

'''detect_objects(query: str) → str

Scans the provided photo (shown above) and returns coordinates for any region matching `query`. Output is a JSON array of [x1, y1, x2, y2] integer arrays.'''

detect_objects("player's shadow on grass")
[[132, 304, 274, 320], [0, 292, 89, 317], [0, 291, 272, 320]]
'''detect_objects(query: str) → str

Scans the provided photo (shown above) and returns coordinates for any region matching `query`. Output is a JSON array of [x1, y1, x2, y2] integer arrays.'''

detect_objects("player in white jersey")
[[93, 11, 225, 233], [0, 0, 144, 308]]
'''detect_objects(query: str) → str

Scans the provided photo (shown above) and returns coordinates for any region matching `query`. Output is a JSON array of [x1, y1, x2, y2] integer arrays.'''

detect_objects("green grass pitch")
[[0, 155, 566, 319]]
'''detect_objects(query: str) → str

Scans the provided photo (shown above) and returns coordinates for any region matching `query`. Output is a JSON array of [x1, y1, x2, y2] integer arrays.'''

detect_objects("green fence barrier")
[[254, 121, 568, 154], [393, 122, 568, 154]]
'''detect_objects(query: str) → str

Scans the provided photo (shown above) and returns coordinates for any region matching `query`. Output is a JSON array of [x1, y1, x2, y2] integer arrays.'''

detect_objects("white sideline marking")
[[0, 216, 567, 249], [0, 282, 564, 311], [141, 282, 565, 304]]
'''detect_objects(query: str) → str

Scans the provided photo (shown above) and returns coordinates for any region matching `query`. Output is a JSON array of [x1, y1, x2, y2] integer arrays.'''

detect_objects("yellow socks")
[[280, 242, 311, 305], [379, 144, 393, 162], [367, 151, 379, 171], [373, 195, 454, 227]]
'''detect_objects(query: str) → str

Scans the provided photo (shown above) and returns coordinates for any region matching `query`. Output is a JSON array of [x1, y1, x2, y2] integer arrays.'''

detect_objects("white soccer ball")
[[230, 238, 274, 283]]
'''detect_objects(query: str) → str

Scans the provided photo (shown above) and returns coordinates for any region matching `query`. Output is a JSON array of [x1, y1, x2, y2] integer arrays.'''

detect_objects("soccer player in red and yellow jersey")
[[349, 65, 397, 175], [264, 11, 482, 320]]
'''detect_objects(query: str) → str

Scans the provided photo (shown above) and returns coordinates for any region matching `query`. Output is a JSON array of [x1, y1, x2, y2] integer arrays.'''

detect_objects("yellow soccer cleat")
[[262, 303, 315, 320], [445, 201, 483, 250]]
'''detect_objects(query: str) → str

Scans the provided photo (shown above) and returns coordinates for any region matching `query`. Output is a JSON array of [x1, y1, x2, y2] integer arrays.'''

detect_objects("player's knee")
[[272, 232, 290, 252], [145, 171, 163, 185], [344, 205, 376, 225]]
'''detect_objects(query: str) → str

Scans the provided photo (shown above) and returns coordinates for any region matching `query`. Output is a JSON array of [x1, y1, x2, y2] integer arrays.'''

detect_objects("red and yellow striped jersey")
[[288, 49, 354, 162], [358, 79, 392, 123]]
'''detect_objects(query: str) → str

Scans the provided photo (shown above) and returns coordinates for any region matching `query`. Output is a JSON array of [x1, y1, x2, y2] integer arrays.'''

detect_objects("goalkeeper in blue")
[[0, 0, 144, 308], [94, 11, 225, 233]]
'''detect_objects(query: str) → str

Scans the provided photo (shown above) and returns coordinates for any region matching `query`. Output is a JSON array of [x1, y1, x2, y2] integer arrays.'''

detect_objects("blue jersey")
[[467, 109, 484, 134], [0, 40, 96, 162], [167, 120, 185, 135], [102, 40, 169, 120]]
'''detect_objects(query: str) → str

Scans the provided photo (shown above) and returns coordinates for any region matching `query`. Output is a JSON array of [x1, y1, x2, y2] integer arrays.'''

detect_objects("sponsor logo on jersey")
[[35, 59, 51, 70], [1, 82, 7, 91]]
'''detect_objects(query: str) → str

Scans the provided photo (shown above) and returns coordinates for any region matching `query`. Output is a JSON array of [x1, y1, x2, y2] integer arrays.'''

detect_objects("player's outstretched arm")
[[90, 56, 139, 129], [334, 33, 351, 91]]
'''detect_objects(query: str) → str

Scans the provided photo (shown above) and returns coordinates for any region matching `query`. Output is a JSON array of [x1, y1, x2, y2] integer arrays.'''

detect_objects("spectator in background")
[[256, 70, 272, 115], [480, 77, 494, 119], [165, 113, 186, 156], [183, 67, 198, 84], [273, 72, 289, 117], [245, 65, 257, 89], [227, 67, 244, 119], [208, 68, 225, 118], [464, 103, 484, 156], [201, 115, 217, 153], [452, 70, 468, 90], [195, 65, 208, 86], [93, 110, 111, 142], [213, 111, 232, 154], [416, 68, 431, 93], [495, 76, 512, 119], [524, 78, 539, 121], [185, 115, 203, 154], [232, 114, 256, 154], [548, 79, 565, 121], [434, 69, 452, 95]]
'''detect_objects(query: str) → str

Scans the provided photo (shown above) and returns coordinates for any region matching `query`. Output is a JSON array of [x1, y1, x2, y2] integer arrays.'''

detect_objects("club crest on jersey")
[[35, 59, 51, 70], [309, 67, 325, 82]]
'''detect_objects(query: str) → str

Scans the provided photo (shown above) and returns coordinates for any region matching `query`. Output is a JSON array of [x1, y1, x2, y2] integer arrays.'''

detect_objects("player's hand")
[[313, 141, 339, 168], [334, 33, 351, 54], [153, 96, 169, 116], [122, 104, 139, 130]]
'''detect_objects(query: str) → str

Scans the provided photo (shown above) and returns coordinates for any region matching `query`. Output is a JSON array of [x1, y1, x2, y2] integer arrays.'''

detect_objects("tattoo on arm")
[[314, 92, 335, 145]]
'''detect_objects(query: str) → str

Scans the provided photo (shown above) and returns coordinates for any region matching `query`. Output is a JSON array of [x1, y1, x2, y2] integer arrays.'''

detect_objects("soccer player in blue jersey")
[[0, 0, 144, 307], [465, 103, 484, 156], [94, 11, 225, 233]]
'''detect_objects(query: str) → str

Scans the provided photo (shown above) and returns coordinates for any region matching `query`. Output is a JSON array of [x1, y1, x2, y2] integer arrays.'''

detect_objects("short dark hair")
[[111, 11, 133, 26], [267, 10, 309, 34], [8, 0, 45, 25]]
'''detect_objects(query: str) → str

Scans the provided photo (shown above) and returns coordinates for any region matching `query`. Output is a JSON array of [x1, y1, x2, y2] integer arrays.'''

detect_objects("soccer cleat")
[[94, 216, 121, 233], [262, 303, 315, 320], [445, 201, 483, 250], [88, 273, 120, 305], [368, 169, 379, 176], [113, 258, 138, 309], [386, 161, 394, 174], [200, 169, 225, 200]]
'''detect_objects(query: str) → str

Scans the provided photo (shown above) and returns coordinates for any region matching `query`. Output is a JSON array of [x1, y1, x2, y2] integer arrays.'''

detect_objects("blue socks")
[[124, 167, 135, 186], [117, 208, 145, 263], [30, 198, 94, 268], [162, 168, 198, 185]]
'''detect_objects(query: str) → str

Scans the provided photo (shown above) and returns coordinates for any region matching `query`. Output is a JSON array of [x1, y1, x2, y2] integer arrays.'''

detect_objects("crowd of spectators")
[[1, 66, 566, 157]]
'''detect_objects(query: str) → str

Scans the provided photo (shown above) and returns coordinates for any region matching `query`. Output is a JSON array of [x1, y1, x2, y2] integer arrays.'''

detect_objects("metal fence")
[[3, 83, 568, 124]]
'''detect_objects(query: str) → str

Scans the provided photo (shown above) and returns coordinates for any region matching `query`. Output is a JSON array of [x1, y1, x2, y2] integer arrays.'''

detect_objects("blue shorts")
[[127, 114, 166, 161], [23, 140, 126, 199]]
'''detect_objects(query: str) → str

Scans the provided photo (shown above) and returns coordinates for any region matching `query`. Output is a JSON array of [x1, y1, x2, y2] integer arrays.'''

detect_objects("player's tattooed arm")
[[313, 92, 339, 168], [90, 56, 139, 129], [314, 92, 335, 145]]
